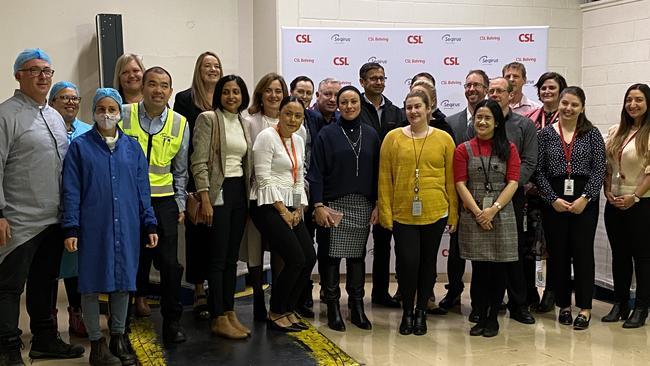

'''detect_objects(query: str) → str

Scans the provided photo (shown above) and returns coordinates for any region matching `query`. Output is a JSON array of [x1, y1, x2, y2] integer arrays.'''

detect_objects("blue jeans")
[[81, 292, 129, 341]]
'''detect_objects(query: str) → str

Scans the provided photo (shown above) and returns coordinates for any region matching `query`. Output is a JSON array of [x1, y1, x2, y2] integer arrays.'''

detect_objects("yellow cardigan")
[[378, 128, 458, 230]]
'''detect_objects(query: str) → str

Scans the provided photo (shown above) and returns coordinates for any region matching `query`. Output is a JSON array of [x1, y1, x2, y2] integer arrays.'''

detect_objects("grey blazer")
[[446, 108, 471, 146]]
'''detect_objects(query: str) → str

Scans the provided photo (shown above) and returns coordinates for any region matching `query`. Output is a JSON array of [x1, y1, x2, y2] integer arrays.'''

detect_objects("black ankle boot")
[[327, 302, 346, 331], [109, 334, 135, 365], [601, 303, 630, 322], [413, 309, 427, 336], [0, 335, 24, 366], [89, 337, 121, 366], [349, 299, 372, 330], [536, 290, 555, 313], [623, 307, 648, 329], [399, 309, 414, 335]]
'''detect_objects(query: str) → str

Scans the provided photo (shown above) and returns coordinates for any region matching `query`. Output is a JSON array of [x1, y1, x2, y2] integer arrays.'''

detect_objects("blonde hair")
[[410, 79, 437, 110], [113, 53, 145, 98], [191, 51, 222, 111]]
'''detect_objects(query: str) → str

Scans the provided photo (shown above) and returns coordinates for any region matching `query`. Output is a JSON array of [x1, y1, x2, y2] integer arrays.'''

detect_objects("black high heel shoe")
[[623, 307, 648, 329], [601, 303, 630, 322], [267, 314, 301, 332]]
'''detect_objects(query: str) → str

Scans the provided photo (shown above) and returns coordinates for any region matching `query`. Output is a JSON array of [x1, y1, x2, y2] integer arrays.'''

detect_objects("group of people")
[[0, 45, 648, 366]]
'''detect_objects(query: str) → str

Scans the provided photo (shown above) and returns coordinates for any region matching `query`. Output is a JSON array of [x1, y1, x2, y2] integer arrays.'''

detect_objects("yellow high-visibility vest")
[[119, 103, 186, 197]]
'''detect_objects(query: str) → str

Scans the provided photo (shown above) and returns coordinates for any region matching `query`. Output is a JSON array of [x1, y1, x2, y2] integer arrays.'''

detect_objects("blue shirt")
[[67, 118, 92, 143]]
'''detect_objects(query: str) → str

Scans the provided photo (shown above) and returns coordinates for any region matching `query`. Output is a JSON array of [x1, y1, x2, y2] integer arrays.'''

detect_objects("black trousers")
[[445, 230, 466, 294], [250, 204, 316, 314], [206, 177, 247, 317], [505, 188, 532, 309], [472, 261, 508, 320], [184, 218, 211, 285], [393, 219, 447, 310], [52, 277, 82, 309], [136, 196, 184, 321], [605, 199, 650, 307], [542, 200, 598, 309], [0, 224, 63, 339], [371, 223, 394, 299]]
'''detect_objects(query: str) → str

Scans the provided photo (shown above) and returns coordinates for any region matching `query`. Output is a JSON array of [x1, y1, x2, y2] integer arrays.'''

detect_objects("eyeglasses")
[[18, 67, 55, 77], [488, 88, 508, 95], [55, 96, 81, 104], [464, 82, 485, 90], [366, 76, 387, 83]]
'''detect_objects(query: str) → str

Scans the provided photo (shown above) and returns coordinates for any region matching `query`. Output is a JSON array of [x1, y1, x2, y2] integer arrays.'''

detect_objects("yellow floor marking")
[[290, 323, 361, 366]]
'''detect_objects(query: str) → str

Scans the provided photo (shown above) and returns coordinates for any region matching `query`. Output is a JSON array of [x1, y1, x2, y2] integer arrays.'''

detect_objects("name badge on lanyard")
[[563, 179, 574, 196], [412, 198, 423, 217], [292, 192, 302, 209], [559, 124, 577, 196]]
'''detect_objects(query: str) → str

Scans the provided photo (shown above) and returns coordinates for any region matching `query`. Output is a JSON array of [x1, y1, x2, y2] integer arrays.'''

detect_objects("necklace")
[[340, 126, 362, 176]]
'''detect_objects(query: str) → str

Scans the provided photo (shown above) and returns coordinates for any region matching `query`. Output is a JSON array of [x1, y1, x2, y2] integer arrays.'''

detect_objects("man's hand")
[[146, 234, 159, 248], [178, 211, 185, 224], [0, 218, 11, 246], [64, 237, 78, 252]]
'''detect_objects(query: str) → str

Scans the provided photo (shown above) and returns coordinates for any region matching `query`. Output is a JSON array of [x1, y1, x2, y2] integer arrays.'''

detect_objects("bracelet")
[[493, 202, 502, 210]]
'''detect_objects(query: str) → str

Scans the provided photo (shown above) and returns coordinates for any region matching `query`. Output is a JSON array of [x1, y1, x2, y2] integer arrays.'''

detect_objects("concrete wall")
[[582, 0, 650, 131]]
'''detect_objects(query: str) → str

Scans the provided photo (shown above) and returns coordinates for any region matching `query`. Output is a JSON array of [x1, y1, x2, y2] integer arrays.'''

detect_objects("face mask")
[[94, 113, 120, 130]]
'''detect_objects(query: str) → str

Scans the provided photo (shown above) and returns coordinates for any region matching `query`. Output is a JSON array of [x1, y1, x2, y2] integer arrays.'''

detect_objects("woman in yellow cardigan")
[[378, 90, 458, 336]]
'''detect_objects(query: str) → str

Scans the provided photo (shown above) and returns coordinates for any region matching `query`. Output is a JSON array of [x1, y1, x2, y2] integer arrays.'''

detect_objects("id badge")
[[412, 199, 423, 217], [292, 193, 302, 209], [563, 179, 574, 196], [523, 213, 528, 232], [214, 188, 225, 206], [482, 196, 494, 210]]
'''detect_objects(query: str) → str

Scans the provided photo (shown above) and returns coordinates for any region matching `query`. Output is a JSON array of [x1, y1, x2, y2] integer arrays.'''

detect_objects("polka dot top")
[[534, 124, 606, 204]]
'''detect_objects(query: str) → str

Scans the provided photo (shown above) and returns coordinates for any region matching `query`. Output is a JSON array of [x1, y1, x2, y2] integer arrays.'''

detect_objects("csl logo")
[[333, 57, 349, 66], [330, 33, 351, 43], [518, 33, 535, 42], [441, 33, 462, 44], [407, 35, 423, 44], [295, 34, 312, 43], [443, 56, 460, 66]]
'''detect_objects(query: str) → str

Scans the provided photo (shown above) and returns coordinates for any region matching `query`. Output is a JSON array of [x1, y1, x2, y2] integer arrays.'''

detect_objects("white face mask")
[[94, 113, 120, 130]]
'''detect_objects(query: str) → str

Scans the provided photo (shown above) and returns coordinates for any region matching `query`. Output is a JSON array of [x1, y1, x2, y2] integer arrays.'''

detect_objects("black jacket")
[[360, 94, 404, 141]]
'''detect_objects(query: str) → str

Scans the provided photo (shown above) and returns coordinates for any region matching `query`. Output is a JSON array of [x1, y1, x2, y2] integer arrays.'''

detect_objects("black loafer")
[[469, 323, 485, 336], [558, 310, 573, 325], [511, 307, 536, 324], [573, 313, 591, 330]]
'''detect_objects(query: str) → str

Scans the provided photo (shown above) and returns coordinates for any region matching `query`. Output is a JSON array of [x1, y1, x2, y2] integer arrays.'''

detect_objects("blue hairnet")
[[49, 81, 79, 102], [13, 48, 52, 73], [92, 88, 123, 117]]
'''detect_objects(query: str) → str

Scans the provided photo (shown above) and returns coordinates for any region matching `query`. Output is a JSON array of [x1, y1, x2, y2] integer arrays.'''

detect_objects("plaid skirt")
[[328, 194, 372, 258]]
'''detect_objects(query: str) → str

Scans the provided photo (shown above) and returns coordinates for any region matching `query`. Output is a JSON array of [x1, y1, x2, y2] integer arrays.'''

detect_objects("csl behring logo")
[[518, 33, 535, 43], [440, 99, 461, 109], [479, 55, 499, 65], [367, 56, 388, 65], [330, 33, 351, 43], [332, 56, 349, 66], [441, 33, 462, 44], [295, 34, 312, 43], [407, 35, 423, 44]]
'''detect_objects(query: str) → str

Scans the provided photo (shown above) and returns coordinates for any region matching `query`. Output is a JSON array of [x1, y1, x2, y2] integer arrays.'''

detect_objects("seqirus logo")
[[330, 33, 351, 43], [441, 33, 462, 44], [367, 56, 388, 65], [407, 35, 423, 44], [478, 55, 499, 65], [440, 99, 461, 110], [295, 34, 312, 43]]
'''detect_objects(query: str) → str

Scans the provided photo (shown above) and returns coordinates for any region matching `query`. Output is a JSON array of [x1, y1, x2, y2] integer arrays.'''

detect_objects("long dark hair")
[[474, 99, 510, 162], [212, 75, 249, 113], [606, 83, 650, 162], [560, 86, 594, 137]]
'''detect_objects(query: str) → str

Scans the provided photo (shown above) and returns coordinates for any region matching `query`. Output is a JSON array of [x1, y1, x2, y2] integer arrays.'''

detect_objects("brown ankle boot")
[[211, 316, 247, 339], [225, 311, 251, 335]]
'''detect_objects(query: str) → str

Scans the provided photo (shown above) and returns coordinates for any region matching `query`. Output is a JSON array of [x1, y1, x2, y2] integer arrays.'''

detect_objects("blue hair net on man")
[[49, 81, 79, 102], [13, 48, 52, 73], [92, 88, 123, 117]]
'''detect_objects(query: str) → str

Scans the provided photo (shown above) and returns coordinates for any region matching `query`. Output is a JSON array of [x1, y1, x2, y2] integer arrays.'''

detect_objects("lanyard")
[[558, 123, 577, 176], [476, 139, 494, 192], [274, 127, 298, 184], [540, 110, 559, 129], [411, 126, 430, 197], [618, 130, 639, 179]]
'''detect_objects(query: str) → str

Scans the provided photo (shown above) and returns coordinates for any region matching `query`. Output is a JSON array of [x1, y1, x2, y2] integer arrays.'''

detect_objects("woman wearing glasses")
[[174, 51, 223, 319], [48, 81, 92, 338]]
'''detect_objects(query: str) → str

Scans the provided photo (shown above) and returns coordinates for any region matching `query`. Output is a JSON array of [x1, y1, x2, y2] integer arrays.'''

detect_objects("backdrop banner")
[[282, 26, 548, 117], [282, 26, 549, 275]]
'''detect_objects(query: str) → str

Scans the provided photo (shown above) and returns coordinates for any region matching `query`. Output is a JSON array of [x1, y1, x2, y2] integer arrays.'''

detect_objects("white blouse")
[[221, 109, 247, 178], [251, 127, 308, 207]]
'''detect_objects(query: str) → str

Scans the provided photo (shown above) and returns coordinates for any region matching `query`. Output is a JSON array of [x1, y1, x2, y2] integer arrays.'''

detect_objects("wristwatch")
[[580, 194, 591, 202], [633, 193, 641, 203], [493, 201, 502, 210]]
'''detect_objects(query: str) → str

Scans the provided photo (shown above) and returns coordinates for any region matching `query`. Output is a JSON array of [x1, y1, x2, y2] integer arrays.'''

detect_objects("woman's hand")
[[292, 208, 302, 227], [476, 206, 497, 225], [479, 221, 493, 231], [613, 194, 636, 210], [568, 196, 589, 214], [280, 211, 293, 228], [447, 225, 457, 233], [146, 234, 159, 248], [64, 237, 78, 252], [314, 206, 334, 228], [369, 207, 378, 225], [605, 191, 617, 204], [200, 202, 213, 226], [551, 198, 571, 213]]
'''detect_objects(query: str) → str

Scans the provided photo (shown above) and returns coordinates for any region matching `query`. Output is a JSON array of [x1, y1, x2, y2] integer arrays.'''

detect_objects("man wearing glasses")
[[358, 62, 403, 309], [0, 49, 85, 365], [488, 77, 539, 326], [440, 69, 490, 320]]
